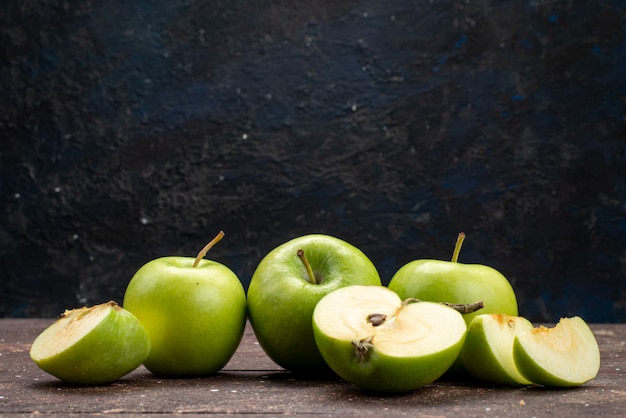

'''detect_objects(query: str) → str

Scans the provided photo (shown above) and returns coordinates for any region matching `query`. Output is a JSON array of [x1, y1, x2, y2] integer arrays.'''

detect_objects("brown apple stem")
[[401, 297, 422, 307], [451, 232, 466, 263], [297, 249, 319, 284], [401, 297, 484, 314], [352, 336, 374, 362], [440, 300, 484, 314], [193, 231, 225, 268]]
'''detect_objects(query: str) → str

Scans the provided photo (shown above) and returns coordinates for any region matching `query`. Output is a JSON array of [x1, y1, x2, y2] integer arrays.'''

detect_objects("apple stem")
[[451, 232, 466, 263], [193, 231, 225, 268], [352, 336, 374, 362], [401, 298, 421, 308], [297, 249, 318, 284], [401, 297, 484, 315], [440, 300, 484, 314]]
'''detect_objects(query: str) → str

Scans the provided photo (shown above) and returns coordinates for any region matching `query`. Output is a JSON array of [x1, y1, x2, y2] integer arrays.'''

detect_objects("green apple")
[[513, 316, 600, 387], [312, 285, 468, 393], [388, 233, 518, 326], [388, 232, 518, 374], [461, 314, 535, 385], [247, 234, 382, 372], [123, 231, 247, 376], [30, 301, 150, 385]]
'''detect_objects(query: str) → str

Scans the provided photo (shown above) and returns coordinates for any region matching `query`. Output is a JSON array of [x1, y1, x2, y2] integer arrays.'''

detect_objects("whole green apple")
[[313, 285, 468, 393], [388, 233, 518, 373], [247, 234, 382, 372], [123, 231, 247, 376], [30, 301, 150, 385], [388, 232, 518, 326], [513, 316, 600, 387]]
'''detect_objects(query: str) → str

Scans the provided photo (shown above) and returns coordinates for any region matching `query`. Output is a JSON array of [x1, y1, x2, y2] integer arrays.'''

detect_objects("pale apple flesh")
[[513, 316, 600, 387], [30, 301, 150, 385], [312, 285, 467, 393], [462, 314, 534, 385]]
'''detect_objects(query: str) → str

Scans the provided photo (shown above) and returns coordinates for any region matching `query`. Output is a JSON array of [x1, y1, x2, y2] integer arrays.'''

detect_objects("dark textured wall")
[[1, 0, 625, 322]]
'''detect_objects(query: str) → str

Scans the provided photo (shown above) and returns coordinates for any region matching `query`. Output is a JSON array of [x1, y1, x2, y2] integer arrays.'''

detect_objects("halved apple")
[[312, 285, 467, 393], [30, 301, 150, 385], [513, 316, 600, 387], [461, 314, 534, 385]]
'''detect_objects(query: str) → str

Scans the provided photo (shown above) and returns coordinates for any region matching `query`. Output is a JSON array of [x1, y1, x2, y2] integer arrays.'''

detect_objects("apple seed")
[[367, 313, 387, 327]]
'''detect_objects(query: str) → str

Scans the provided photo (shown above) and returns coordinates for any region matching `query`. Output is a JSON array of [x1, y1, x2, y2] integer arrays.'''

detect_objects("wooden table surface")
[[1, 319, 624, 417]]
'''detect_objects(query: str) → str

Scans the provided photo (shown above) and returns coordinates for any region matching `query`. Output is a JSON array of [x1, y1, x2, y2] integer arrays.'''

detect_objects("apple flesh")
[[247, 234, 382, 372], [30, 301, 150, 385], [312, 285, 468, 393], [462, 314, 534, 385], [513, 316, 600, 387], [123, 232, 247, 376]]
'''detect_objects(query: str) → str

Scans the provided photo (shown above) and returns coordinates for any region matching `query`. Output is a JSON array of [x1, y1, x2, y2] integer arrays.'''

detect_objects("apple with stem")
[[312, 285, 472, 393], [513, 316, 600, 387], [30, 301, 150, 385], [388, 232, 518, 325], [461, 314, 535, 385], [123, 231, 247, 376], [246, 234, 382, 372], [387, 232, 518, 372]]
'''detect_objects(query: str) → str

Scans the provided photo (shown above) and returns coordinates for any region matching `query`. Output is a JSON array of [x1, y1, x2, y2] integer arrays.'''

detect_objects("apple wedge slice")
[[513, 316, 600, 387], [312, 285, 467, 393], [30, 301, 151, 385], [461, 314, 534, 385]]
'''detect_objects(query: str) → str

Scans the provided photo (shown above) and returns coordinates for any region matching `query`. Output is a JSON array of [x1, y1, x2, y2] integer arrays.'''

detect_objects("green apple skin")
[[123, 256, 247, 376], [461, 314, 534, 386], [312, 285, 467, 393], [513, 317, 601, 387], [388, 260, 518, 326], [30, 301, 150, 385], [247, 234, 382, 372]]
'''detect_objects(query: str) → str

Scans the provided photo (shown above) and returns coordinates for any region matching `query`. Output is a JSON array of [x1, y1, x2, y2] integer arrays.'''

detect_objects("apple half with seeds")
[[312, 285, 468, 393], [30, 301, 150, 385], [461, 314, 534, 385], [513, 316, 600, 387]]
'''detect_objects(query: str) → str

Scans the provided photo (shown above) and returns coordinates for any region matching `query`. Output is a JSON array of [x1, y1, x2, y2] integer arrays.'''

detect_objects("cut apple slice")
[[513, 316, 600, 387], [462, 314, 534, 385], [312, 285, 467, 393], [30, 301, 151, 385]]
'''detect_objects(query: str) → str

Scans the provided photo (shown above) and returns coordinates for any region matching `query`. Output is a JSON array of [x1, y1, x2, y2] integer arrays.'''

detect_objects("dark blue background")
[[2, 0, 625, 322]]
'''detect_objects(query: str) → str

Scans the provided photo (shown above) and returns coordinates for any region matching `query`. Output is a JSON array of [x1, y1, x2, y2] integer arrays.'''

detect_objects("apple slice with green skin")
[[123, 231, 247, 376], [388, 233, 518, 373], [30, 301, 150, 385], [247, 234, 382, 372], [513, 316, 600, 387], [461, 314, 535, 386], [312, 285, 469, 393]]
